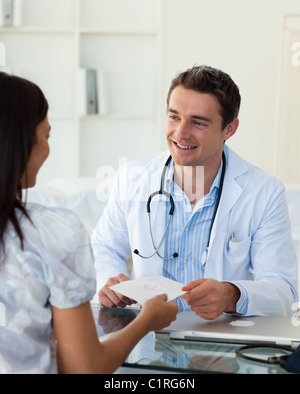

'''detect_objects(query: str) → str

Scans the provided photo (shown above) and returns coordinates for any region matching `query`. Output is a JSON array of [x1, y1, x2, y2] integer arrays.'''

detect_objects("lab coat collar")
[[150, 146, 249, 224]]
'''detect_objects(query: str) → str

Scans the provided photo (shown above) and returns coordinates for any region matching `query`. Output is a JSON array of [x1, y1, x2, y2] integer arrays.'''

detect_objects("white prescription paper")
[[109, 276, 187, 305]]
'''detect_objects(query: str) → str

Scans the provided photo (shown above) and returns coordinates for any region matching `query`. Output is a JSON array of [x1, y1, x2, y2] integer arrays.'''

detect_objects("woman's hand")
[[139, 294, 179, 331]]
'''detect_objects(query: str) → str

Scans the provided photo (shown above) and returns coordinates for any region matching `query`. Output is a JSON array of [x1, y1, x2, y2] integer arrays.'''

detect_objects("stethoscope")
[[134, 151, 226, 263]]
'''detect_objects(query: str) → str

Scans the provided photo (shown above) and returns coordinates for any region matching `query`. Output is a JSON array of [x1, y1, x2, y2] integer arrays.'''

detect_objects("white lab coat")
[[91, 145, 298, 316]]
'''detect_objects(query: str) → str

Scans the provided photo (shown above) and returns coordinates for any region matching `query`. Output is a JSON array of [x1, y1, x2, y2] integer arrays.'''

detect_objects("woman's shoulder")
[[25, 202, 83, 226], [22, 203, 96, 309], [24, 202, 89, 251]]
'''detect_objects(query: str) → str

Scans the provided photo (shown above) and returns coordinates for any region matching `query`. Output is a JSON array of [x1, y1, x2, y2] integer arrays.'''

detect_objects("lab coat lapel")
[[207, 147, 248, 256]]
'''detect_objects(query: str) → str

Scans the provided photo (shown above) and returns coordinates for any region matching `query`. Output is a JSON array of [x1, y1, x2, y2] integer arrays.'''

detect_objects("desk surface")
[[91, 304, 292, 374]]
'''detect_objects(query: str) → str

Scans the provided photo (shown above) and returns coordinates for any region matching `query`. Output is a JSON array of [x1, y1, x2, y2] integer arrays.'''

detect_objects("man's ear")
[[223, 118, 239, 142]]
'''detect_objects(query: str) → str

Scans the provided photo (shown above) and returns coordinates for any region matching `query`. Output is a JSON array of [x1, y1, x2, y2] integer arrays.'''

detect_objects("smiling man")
[[92, 65, 298, 319]]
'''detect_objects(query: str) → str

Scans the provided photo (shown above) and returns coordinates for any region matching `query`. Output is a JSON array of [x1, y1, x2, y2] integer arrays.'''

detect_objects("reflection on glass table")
[[91, 304, 292, 374]]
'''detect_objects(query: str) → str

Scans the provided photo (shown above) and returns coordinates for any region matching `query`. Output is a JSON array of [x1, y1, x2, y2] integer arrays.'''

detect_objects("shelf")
[[0, 27, 74, 34], [0, 28, 157, 36], [1, 0, 162, 182], [78, 29, 157, 36], [79, 115, 156, 121], [47, 114, 156, 123], [49, 115, 77, 122]]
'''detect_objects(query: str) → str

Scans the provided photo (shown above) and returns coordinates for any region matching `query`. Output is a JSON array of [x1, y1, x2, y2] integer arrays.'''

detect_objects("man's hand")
[[182, 279, 240, 320], [98, 274, 137, 308]]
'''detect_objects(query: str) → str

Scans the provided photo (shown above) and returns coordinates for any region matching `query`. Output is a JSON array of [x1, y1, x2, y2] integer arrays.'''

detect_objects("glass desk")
[[91, 304, 295, 374]]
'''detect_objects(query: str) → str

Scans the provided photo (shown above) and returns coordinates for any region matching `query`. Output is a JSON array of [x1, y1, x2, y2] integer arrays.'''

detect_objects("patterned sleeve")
[[30, 205, 97, 309]]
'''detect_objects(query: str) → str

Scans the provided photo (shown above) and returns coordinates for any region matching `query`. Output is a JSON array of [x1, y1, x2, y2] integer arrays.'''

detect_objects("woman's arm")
[[52, 295, 178, 374]]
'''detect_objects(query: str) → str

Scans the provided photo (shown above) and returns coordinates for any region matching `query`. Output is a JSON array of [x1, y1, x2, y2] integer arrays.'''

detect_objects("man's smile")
[[174, 141, 197, 150]]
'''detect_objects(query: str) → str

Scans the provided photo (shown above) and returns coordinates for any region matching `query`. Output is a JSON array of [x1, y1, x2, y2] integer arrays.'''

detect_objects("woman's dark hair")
[[167, 65, 241, 130], [0, 72, 48, 251]]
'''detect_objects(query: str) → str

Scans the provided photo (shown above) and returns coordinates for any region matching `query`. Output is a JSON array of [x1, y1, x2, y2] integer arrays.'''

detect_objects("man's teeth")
[[177, 143, 195, 149]]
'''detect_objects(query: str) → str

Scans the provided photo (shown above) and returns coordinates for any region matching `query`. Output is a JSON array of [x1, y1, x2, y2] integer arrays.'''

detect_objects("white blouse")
[[0, 203, 96, 374]]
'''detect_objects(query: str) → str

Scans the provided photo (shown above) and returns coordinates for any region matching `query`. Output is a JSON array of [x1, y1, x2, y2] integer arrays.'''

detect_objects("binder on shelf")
[[0, 0, 23, 27], [86, 69, 98, 115], [1, 0, 13, 27], [77, 68, 108, 117], [97, 68, 108, 116], [77, 69, 86, 116], [77, 69, 97, 116]]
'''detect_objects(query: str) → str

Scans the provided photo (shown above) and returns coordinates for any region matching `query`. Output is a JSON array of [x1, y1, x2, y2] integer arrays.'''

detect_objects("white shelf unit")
[[0, 0, 162, 183]]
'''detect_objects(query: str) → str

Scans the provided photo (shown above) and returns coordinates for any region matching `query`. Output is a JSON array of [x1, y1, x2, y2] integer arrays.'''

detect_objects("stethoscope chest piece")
[[201, 249, 208, 266]]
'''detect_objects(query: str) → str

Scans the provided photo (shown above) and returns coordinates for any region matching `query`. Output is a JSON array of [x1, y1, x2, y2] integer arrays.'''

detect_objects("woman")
[[0, 72, 178, 374]]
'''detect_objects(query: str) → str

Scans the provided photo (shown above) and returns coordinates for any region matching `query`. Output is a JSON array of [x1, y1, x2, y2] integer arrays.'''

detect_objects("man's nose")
[[175, 121, 191, 140]]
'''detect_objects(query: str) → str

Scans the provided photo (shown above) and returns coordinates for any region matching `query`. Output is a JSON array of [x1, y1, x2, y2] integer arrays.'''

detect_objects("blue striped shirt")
[[163, 159, 248, 313]]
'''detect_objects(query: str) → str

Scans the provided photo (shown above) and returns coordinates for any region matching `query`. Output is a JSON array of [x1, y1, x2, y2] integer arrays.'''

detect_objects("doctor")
[[91, 65, 298, 319]]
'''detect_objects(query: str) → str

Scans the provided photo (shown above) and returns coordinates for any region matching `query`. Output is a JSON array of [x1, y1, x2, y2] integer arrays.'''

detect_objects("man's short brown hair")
[[167, 65, 241, 130]]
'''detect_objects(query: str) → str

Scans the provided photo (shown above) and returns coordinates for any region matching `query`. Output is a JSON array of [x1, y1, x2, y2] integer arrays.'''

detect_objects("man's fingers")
[[99, 286, 127, 307], [157, 293, 168, 302], [115, 273, 130, 282], [99, 292, 118, 308], [182, 279, 208, 302], [182, 279, 207, 292], [99, 287, 137, 308], [99, 274, 135, 308], [99, 289, 124, 308]]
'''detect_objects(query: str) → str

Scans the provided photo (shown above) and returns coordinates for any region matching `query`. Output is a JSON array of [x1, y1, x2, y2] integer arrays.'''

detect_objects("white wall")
[[2, 0, 300, 182], [159, 0, 300, 177]]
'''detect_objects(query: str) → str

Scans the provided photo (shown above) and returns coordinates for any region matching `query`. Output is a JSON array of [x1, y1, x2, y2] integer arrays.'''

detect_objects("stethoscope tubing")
[[134, 152, 226, 261]]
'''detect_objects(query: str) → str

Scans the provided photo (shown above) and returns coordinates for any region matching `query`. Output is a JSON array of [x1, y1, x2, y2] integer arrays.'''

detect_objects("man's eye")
[[193, 121, 206, 127]]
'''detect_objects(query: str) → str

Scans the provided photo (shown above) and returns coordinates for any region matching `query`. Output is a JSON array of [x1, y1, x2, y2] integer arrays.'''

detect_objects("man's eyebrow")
[[167, 108, 179, 114], [192, 115, 212, 123], [167, 108, 212, 123]]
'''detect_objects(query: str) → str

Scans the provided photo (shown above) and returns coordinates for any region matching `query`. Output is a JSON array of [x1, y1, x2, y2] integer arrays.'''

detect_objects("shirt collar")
[[166, 157, 224, 196]]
